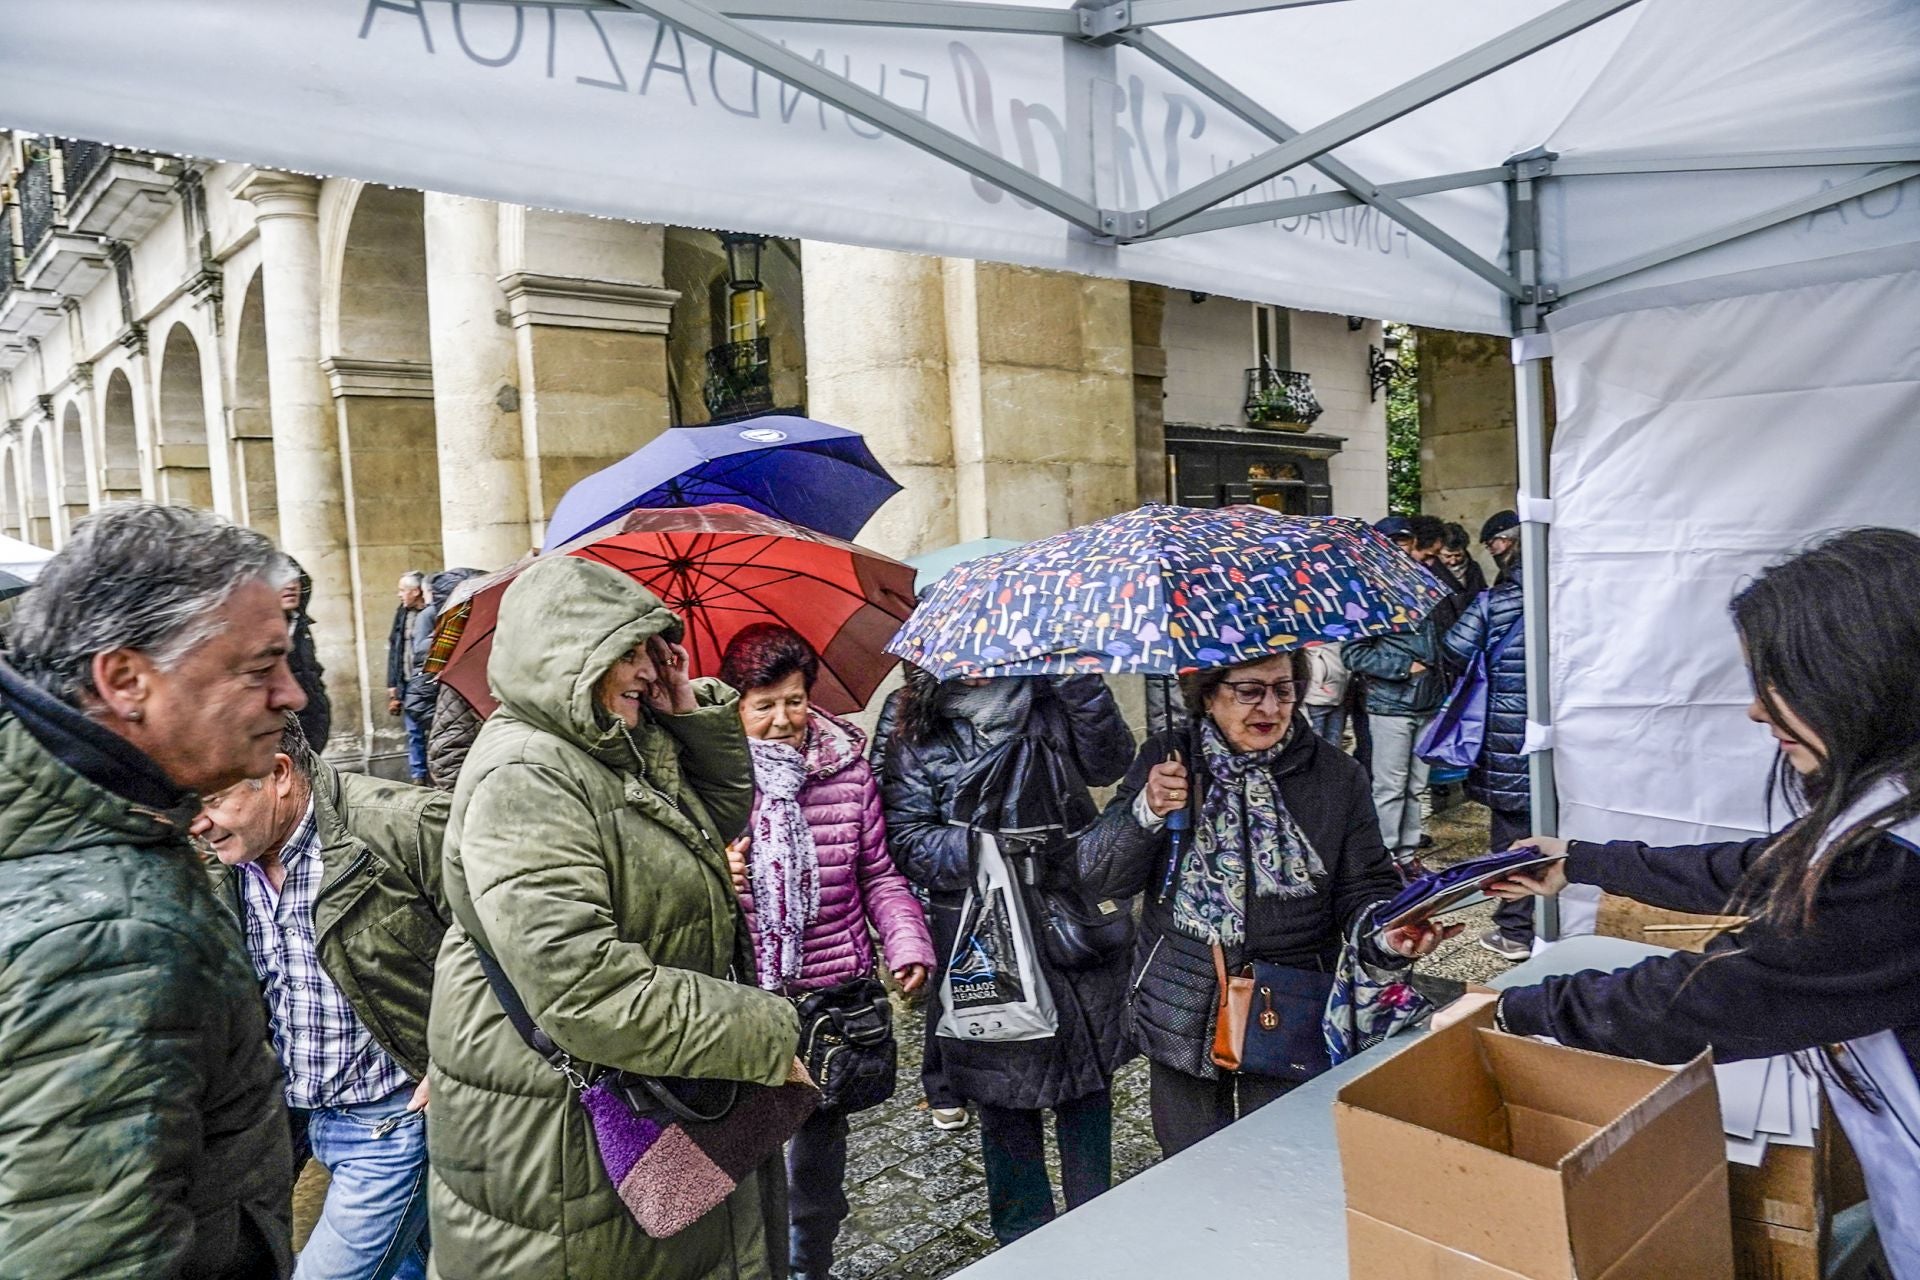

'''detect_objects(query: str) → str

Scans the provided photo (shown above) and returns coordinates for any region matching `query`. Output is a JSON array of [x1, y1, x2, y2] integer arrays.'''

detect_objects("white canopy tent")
[[7, 0, 1919, 934]]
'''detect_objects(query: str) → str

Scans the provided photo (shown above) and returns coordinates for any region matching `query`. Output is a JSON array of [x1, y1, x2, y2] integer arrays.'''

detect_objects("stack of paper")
[[1715, 1054, 1819, 1166]]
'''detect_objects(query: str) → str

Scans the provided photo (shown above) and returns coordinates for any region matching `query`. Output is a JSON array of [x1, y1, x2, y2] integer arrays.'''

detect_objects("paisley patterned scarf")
[[745, 735, 820, 989], [1171, 719, 1326, 944]]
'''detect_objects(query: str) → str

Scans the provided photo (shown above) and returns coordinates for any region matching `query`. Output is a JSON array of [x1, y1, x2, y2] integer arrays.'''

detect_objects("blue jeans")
[[787, 1106, 851, 1276], [402, 709, 430, 781], [977, 1090, 1112, 1246], [294, 1087, 430, 1280], [1307, 703, 1347, 749]]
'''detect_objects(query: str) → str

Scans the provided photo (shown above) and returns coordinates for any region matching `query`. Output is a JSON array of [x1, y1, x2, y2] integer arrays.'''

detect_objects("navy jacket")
[[1444, 579, 1527, 812], [1501, 832, 1920, 1080]]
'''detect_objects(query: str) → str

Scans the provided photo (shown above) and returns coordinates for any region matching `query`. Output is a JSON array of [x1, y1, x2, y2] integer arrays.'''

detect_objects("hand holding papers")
[[1371, 844, 1571, 934]]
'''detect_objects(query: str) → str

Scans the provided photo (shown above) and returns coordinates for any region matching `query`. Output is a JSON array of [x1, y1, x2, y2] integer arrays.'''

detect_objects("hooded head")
[[488, 556, 686, 753]]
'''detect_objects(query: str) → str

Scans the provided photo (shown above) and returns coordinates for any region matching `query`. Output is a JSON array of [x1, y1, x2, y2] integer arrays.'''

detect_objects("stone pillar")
[[947, 260, 1137, 542], [233, 169, 363, 747], [498, 208, 677, 544], [1416, 327, 1517, 575], [1130, 283, 1169, 505], [802, 244, 959, 561], [423, 193, 531, 567]]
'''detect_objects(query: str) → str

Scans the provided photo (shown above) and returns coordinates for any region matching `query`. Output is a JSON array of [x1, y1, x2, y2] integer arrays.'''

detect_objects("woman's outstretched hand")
[[1381, 919, 1463, 959], [1484, 836, 1571, 900]]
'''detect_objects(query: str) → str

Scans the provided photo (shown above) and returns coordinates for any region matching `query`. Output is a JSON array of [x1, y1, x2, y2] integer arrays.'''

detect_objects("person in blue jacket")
[[1444, 510, 1530, 959], [1483, 528, 1920, 1278]]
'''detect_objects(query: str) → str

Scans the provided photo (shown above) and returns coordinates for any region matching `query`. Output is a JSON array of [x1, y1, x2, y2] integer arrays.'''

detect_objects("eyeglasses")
[[1218, 679, 1300, 707]]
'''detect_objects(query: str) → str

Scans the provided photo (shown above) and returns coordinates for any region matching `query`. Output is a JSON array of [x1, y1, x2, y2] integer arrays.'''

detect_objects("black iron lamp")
[[718, 231, 765, 292]]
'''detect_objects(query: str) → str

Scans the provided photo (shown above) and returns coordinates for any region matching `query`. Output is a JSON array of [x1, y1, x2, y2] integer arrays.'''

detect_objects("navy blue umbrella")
[[542, 416, 900, 551]]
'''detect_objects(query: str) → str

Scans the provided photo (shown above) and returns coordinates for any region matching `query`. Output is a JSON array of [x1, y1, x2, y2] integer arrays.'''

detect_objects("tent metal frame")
[[448, 0, 1915, 938]]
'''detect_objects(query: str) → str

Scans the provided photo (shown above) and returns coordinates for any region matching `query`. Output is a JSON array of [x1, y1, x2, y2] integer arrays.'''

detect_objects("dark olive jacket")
[[0, 660, 293, 1280], [209, 755, 451, 1079]]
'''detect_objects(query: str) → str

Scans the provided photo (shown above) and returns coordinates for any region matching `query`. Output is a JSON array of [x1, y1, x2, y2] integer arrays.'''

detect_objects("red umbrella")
[[439, 504, 916, 717]]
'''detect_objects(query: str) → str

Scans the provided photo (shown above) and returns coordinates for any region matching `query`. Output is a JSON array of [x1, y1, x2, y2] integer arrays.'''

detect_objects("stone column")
[[801, 244, 959, 561], [1416, 326, 1518, 575], [423, 194, 532, 567], [233, 169, 363, 748]]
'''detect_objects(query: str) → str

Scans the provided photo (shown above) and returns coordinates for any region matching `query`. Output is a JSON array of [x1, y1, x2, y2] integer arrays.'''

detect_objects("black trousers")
[[1148, 1060, 1297, 1158], [786, 1106, 850, 1276], [921, 996, 964, 1110], [1490, 805, 1537, 945], [976, 1090, 1113, 1246]]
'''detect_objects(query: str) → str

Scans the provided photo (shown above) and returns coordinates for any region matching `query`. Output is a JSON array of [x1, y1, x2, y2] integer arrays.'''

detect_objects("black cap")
[[1480, 510, 1520, 543]]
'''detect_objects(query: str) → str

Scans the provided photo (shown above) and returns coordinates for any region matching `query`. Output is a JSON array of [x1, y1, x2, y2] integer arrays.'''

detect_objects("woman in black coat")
[[880, 670, 1136, 1246], [1079, 649, 1452, 1157]]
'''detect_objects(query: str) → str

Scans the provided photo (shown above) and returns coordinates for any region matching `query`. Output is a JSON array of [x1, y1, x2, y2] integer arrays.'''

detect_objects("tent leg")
[[1515, 351, 1560, 942]]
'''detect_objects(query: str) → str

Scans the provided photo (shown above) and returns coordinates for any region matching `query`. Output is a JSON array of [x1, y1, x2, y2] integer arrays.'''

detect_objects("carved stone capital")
[[232, 168, 323, 221], [320, 357, 434, 400]]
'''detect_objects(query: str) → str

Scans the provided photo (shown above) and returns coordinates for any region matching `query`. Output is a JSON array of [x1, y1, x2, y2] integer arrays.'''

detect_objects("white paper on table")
[[1725, 1131, 1771, 1167], [1757, 1056, 1792, 1137], [1715, 1057, 1770, 1141], [1774, 1059, 1818, 1148]]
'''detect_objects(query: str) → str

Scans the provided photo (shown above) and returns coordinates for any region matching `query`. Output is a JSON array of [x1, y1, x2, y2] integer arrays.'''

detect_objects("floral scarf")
[[745, 735, 820, 990], [1170, 719, 1327, 944]]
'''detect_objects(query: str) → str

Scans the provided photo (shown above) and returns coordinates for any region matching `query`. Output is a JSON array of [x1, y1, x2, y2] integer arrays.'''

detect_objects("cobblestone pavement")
[[293, 796, 1519, 1277]]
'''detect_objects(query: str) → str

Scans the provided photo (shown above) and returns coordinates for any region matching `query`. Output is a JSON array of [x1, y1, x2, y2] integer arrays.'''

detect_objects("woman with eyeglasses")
[[1080, 650, 1454, 1155]]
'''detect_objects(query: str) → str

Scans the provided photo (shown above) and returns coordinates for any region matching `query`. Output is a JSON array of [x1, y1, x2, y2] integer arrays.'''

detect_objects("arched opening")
[[231, 270, 279, 542], [100, 367, 144, 502], [157, 323, 215, 508], [58, 402, 90, 544], [24, 424, 52, 547], [0, 447, 22, 541], [332, 184, 443, 753]]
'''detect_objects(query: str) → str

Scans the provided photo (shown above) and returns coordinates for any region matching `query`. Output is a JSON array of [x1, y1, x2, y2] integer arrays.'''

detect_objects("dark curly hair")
[[719, 623, 820, 695]]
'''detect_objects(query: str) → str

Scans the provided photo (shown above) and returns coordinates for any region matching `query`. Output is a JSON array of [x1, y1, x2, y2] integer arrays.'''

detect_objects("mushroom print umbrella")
[[541, 416, 902, 551], [440, 504, 917, 717], [886, 505, 1448, 680]]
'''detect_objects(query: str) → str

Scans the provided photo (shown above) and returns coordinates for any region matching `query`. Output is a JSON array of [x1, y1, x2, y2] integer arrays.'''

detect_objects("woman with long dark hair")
[[1484, 528, 1920, 1277]]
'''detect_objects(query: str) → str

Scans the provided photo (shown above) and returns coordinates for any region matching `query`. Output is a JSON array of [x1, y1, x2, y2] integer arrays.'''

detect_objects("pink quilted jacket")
[[739, 709, 936, 992]]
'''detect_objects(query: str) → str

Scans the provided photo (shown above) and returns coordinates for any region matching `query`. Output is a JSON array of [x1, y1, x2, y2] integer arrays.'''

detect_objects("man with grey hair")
[[0, 503, 304, 1278], [196, 714, 450, 1280], [387, 571, 431, 784]]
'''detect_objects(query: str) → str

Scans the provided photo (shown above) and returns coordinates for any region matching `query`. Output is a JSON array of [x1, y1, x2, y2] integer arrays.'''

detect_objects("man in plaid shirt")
[[196, 717, 451, 1280]]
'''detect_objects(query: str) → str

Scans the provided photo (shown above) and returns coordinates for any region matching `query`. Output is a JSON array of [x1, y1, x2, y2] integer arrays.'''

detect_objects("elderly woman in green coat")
[[426, 556, 802, 1278]]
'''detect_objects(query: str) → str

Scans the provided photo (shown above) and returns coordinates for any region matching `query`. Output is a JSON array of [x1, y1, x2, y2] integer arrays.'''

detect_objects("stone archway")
[[231, 269, 279, 542], [0, 445, 22, 541], [24, 422, 52, 547], [58, 402, 90, 543], [100, 367, 144, 502], [157, 322, 216, 508]]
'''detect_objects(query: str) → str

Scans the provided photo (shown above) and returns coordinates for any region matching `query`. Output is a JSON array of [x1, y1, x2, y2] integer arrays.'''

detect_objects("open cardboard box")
[[1334, 1007, 1733, 1279]]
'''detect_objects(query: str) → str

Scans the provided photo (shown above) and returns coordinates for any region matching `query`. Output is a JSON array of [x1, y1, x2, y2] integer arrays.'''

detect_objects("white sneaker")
[[930, 1106, 970, 1132], [1477, 929, 1531, 962]]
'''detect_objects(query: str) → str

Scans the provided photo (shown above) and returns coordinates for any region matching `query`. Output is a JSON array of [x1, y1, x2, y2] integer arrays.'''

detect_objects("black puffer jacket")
[[880, 674, 1138, 1110], [1444, 577, 1527, 812], [1079, 718, 1403, 1080], [287, 563, 331, 751]]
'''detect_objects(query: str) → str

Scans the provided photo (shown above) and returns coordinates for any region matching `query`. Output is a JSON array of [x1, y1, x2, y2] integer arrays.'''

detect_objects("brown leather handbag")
[[1211, 939, 1254, 1071]]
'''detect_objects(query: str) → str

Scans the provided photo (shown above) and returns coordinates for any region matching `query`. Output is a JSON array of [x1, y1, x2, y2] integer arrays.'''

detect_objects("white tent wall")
[[1541, 242, 1920, 934]]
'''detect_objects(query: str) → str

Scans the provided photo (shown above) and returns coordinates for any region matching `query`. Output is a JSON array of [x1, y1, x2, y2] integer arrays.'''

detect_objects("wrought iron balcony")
[[1243, 366, 1324, 428], [703, 336, 774, 420], [62, 139, 110, 195], [18, 150, 57, 260]]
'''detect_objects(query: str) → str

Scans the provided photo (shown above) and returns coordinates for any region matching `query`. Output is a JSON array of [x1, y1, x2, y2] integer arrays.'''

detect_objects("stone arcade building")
[[1, 131, 1392, 767]]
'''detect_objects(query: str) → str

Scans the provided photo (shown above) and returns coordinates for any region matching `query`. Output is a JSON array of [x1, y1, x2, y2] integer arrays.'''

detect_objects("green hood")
[[489, 556, 686, 754]]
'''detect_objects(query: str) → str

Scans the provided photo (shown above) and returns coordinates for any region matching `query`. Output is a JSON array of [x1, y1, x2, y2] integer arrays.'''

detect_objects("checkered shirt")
[[237, 800, 413, 1110]]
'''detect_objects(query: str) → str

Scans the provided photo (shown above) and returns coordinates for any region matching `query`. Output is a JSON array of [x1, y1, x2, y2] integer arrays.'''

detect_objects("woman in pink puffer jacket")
[[720, 624, 936, 1280]]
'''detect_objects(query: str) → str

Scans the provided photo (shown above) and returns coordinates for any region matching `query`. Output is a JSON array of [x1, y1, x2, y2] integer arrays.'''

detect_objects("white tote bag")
[[937, 834, 1058, 1042]]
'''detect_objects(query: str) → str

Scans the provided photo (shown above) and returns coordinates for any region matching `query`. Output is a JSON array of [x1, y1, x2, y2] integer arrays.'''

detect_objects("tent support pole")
[[1509, 167, 1561, 943], [1136, 0, 1645, 235]]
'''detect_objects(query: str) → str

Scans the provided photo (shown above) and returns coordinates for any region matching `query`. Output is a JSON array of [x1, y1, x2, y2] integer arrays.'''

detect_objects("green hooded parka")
[[425, 556, 800, 1279]]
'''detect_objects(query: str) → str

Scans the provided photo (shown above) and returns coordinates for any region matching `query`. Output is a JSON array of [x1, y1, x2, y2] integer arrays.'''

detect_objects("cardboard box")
[[1727, 1097, 1868, 1280], [1595, 892, 1743, 952], [1334, 1010, 1734, 1279]]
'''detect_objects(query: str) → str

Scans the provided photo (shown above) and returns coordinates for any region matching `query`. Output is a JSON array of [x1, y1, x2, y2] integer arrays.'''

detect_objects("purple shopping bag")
[[1416, 617, 1522, 769]]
